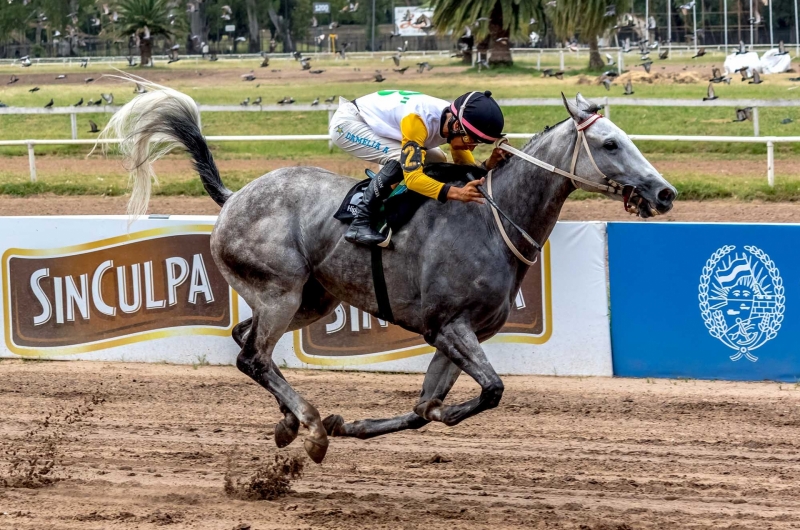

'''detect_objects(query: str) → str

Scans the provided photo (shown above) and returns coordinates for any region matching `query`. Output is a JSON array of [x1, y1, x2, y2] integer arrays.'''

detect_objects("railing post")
[[536, 50, 541, 70], [27, 142, 37, 183], [70, 113, 78, 140], [559, 49, 564, 70], [327, 109, 334, 150], [752, 107, 760, 136], [767, 139, 774, 187], [604, 97, 611, 120]]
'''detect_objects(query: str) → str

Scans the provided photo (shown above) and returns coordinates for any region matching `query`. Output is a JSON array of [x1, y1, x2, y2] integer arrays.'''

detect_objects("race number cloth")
[[609, 223, 798, 382]]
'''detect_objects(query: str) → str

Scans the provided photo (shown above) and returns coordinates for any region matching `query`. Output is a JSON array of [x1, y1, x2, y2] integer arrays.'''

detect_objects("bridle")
[[479, 113, 638, 267]]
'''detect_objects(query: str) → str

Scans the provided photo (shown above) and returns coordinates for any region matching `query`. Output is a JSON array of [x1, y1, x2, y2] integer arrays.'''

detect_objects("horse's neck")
[[489, 122, 576, 263]]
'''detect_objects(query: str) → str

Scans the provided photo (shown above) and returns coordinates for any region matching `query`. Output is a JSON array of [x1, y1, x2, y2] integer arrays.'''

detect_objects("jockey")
[[330, 89, 508, 247]]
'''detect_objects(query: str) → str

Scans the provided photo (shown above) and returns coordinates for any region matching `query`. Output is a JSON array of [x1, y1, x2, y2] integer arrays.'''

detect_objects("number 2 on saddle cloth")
[[333, 163, 488, 234]]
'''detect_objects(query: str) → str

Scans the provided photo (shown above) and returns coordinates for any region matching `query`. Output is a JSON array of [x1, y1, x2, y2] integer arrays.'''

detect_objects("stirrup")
[[377, 227, 392, 248]]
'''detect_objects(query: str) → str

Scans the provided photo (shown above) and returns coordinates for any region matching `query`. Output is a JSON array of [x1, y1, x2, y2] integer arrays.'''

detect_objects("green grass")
[[0, 55, 798, 199]]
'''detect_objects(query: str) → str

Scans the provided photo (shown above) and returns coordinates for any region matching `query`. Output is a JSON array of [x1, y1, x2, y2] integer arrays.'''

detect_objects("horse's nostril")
[[658, 188, 675, 204]]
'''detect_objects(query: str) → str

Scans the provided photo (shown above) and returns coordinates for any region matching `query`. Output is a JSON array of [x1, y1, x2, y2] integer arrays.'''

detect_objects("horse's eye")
[[603, 140, 619, 151]]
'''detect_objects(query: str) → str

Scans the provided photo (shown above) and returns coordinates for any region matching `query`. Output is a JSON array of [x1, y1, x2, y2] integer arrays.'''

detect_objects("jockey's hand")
[[447, 177, 485, 204], [484, 140, 510, 171]]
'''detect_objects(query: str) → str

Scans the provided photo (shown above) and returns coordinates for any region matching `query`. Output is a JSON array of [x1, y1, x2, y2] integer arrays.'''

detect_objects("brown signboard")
[[3, 226, 237, 355], [294, 241, 552, 366]]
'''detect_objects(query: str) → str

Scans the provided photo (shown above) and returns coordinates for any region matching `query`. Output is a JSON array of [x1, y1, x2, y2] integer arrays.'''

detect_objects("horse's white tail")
[[98, 77, 231, 217]]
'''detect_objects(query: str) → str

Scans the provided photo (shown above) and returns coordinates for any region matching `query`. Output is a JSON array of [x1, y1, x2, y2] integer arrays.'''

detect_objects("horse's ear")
[[575, 93, 592, 111], [561, 92, 583, 123]]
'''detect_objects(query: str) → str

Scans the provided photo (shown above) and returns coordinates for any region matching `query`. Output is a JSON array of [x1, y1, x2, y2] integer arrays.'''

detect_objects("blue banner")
[[609, 223, 799, 382]]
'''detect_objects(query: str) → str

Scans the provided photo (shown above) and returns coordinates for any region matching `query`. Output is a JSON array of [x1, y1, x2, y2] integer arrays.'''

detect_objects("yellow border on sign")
[[292, 240, 553, 366], [2, 224, 239, 357]]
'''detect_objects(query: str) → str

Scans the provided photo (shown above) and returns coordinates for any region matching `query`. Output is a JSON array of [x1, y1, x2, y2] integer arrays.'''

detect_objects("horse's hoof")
[[274, 418, 299, 448], [322, 414, 346, 437], [414, 398, 443, 422], [303, 436, 329, 464]]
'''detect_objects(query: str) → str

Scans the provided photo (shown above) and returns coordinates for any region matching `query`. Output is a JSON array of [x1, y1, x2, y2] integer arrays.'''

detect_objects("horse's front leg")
[[414, 320, 504, 426], [323, 349, 462, 439]]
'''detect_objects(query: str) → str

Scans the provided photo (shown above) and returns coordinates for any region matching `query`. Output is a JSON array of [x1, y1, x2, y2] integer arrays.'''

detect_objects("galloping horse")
[[102, 84, 675, 463]]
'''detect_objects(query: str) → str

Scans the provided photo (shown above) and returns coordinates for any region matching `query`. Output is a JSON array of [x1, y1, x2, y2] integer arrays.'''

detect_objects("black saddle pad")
[[334, 163, 488, 232]]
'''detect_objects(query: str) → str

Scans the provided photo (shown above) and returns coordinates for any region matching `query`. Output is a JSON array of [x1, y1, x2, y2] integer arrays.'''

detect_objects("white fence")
[[0, 132, 793, 187], [1, 97, 796, 138]]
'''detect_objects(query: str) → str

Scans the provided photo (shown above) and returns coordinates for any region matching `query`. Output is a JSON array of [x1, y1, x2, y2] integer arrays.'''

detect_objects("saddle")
[[334, 163, 489, 233]]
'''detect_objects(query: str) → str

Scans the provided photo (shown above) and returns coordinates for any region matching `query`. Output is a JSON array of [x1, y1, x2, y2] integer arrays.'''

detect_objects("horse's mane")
[[492, 117, 571, 172]]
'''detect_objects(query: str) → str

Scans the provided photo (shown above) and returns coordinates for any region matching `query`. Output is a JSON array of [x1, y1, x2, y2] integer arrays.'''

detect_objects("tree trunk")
[[268, 8, 293, 52], [487, 2, 512, 66], [190, 4, 208, 53], [246, 0, 261, 53], [139, 37, 153, 67], [588, 36, 604, 69]]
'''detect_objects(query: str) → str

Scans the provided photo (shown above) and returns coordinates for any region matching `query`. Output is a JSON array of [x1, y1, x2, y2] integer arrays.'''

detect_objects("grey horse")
[[103, 85, 676, 464]]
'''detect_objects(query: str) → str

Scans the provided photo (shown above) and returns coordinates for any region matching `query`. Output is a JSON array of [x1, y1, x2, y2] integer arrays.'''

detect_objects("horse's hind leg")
[[237, 301, 329, 464], [414, 320, 504, 427], [324, 349, 462, 439]]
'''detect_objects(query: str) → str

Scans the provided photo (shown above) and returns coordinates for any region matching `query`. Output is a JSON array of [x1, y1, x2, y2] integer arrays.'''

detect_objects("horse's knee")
[[482, 381, 504, 409]]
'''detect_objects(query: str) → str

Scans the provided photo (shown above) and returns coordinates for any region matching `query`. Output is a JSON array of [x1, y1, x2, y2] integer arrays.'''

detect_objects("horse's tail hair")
[[97, 77, 232, 217]]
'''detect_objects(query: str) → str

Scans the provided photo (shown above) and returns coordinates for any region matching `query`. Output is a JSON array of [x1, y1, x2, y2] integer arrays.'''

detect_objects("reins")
[[480, 114, 627, 267]]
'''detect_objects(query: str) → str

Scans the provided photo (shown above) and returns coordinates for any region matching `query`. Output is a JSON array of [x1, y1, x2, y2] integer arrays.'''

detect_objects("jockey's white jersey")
[[355, 90, 449, 149]]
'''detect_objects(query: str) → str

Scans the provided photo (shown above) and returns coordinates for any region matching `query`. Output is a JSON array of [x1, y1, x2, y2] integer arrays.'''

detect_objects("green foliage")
[[549, 0, 632, 44], [116, 0, 182, 40], [430, 0, 543, 41]]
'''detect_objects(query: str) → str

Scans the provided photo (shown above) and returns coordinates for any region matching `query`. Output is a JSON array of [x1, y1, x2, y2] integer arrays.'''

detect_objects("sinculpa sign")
[[0, 218, 612, 376], [2, 223, 237, 356]]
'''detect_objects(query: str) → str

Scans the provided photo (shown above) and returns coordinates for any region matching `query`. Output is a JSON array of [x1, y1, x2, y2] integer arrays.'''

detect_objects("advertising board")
[[394, 7, 435, 37], [609, 222, 799, 382], [0, 218, 611, 376]]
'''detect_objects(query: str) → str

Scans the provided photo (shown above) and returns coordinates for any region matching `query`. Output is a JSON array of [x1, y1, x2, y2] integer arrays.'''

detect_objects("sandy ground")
[[3, 194, 800, 223], [1, 360, 799, 529]]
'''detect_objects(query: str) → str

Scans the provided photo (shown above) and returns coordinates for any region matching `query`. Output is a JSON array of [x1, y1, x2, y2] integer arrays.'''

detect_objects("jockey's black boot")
[[345, 160, 404, 247]]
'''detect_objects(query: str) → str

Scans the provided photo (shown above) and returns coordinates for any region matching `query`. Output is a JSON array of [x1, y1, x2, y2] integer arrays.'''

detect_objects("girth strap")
[[370, 247, 394, 322]]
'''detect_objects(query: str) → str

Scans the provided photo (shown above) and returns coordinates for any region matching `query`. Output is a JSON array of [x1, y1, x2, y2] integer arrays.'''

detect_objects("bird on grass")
[[777, 41, 788, 56], [88, 119, 99, 133], [733, 107, 753, 122], [394, 66, 409, 74], [134, 83, 147, 94], [20, 56, 31, 67], [749, 70, 762, 84], [311, 97, 319, 106], [781, 117, 793, 124], [659, 49, 669, 60], [702, 83, 718, 101], [126, 56, 138, 67], [416, 62, 433, 73], [29, 87, 40, 93], [73, 97, 83, 106], [7, 75, 18, 85], [735, 40, 747, 55], [300, 57, 311, 70], [737, 67, 750, 81], [278, 96, 295, 105], [691, 47, 706, 59], [241, 71, 256, 81], [325, 95, 336, 104], [260, 56, 269, 68], [253, 96, 262, 106], [623, 80, 634, 95], [101, 93, 114, 105], [638, 60, 652, 73], [85, 77, 94, 83], [310, 69, 324, 74], [240, 97, 250, 106], [80, 58, 89, 68], [605, 53, 615, 66], [374, 71, 386, 82], [392, 53, 401, 67], [44, 98, 54, 108], [602, 78, 612, 91], [55, 74, 66, 80], [168, 47, 180, 64]]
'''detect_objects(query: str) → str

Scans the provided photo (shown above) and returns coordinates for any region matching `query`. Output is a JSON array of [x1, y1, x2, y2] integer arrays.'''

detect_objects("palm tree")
[[429, 0, 543, 66], [549, 0, 631, 69], [117, 0, 180, 66]]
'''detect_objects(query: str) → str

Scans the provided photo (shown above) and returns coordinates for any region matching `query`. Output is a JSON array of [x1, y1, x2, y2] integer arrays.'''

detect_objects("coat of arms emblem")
[[698, 245, 785, 362]]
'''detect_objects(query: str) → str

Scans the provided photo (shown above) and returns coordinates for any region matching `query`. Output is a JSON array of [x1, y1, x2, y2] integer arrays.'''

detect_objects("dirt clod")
[[224, 452, 304, 501]]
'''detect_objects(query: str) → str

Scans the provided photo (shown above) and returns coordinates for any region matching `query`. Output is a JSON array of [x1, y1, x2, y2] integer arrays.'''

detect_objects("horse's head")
[[561, 93, 676, 218]]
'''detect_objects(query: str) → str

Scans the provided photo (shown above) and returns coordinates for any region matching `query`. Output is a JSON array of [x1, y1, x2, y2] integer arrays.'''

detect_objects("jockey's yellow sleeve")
[[400, 114, 447, 201], [450, 146, 476, 166]]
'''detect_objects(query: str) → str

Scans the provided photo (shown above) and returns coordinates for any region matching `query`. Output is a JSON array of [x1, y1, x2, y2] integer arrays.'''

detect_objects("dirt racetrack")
[[1, 360, 800, 530]]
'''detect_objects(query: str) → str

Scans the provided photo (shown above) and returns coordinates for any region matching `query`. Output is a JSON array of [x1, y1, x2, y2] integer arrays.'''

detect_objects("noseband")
[[482, 114, 634, 267]]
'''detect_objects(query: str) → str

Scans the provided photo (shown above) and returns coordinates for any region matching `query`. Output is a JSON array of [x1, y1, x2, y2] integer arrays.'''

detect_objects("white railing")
[[1, 133, 793, 187], [0, 97, 794, 138]]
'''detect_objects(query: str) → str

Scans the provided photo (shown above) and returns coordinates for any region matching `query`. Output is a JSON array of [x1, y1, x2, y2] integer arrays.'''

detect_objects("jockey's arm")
[[450, 146, 477, 166], [399, 114, 451, 202]]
